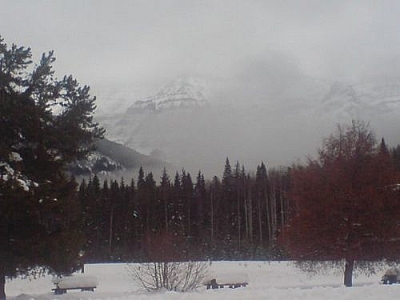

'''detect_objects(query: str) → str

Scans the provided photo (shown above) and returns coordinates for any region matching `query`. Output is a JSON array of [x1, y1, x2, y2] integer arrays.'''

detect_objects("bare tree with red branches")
[[282, 121, 400, 287]]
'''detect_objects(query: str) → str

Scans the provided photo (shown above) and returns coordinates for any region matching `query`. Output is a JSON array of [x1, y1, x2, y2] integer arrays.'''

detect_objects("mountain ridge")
[[93, 75, 400, 176]]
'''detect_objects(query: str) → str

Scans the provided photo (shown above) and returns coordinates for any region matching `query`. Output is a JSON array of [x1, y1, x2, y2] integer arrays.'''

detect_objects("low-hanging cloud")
[[2, 1, 400, 175], [3, 1, 400, 85]]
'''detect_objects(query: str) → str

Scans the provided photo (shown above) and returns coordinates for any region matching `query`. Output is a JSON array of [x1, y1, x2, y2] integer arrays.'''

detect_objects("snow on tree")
[[0, 36, 104, 299], [282, 120, 400, 287]]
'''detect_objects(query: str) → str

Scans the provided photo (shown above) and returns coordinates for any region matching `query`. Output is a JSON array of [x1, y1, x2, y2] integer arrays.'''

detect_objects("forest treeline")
[[78, 139, 400, 264], [78, 159, 290, 263]]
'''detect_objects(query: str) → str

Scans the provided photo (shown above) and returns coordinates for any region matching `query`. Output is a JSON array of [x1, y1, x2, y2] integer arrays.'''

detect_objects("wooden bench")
[[204, 272, 249, 289], [381, 267, 400, 284], [52, 274, 98, 294]]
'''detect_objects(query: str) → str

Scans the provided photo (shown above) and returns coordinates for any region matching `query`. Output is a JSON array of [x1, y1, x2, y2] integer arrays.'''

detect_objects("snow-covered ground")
[[6, 261, 400, 300]]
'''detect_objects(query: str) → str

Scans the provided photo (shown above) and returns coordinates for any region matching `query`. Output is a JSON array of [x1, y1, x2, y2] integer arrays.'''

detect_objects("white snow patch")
[[5, 261, 400, 300], [52, 274, 98, 289], [205, 271, 248, 285], [16, 179, 30, 192], [9, 152, 22, 162]]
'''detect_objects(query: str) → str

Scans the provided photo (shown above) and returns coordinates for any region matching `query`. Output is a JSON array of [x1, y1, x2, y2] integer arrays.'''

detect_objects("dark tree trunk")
[[0, 220, 7, 300], [109, 205, 115, 256], [257, 194, 262, 245], [237, 189, 241, 252], [0, 272, 5, 300], [210, 192, 214, 243], [344, 259, 354, 287], [248, 189, 253, 244]]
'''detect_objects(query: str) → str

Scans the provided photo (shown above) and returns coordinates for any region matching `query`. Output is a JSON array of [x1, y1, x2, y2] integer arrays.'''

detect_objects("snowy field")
[[6, 261, 400, 300]]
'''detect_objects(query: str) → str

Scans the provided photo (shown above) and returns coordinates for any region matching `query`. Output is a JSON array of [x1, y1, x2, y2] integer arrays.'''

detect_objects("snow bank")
[[5, 261, 400, 300], [52, 274, 98, 289]]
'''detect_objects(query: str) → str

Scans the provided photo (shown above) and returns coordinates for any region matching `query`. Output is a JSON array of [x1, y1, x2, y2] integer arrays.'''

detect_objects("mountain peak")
[[130, 77, 208, 111]]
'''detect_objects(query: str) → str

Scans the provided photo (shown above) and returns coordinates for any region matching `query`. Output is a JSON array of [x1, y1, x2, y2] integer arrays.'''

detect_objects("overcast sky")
[[2, 0, 400, 88], [2, 1, 400, 174]]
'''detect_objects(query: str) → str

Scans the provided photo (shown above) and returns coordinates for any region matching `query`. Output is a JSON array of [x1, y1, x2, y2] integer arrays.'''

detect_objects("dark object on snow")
[[205, 278, 248, 289], [381, 267, 400, 284], [204, 273, 249, 289]]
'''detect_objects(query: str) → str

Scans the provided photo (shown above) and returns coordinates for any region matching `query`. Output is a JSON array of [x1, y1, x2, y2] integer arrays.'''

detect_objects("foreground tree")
[[0, 36, 104, 298], [282, 121, 400, 287]]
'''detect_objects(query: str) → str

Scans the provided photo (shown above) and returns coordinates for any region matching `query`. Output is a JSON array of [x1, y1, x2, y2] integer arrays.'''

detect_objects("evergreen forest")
[[78, 137, 400, 264], [78, 160, 290, 263]]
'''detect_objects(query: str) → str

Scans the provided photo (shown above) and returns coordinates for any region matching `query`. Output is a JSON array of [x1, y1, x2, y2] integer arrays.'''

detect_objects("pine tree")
[[144, 172, 157, 233], [0, 36, 103, 299], [122, 178, 136, 259], [256, 162, 271, 248], [379, 137, 389, 156], [209, 176, 221, 256], [137, 167, 145, 189], [194, 171, 206, 241], [159, 168, 171, 233], [221, 158, 236, 255], [222, 157, 233, 187], [108, 180, 121, 258], [181, 171, 194, 238], [170, 171, 184, 235], [233, 162, 244, 253]]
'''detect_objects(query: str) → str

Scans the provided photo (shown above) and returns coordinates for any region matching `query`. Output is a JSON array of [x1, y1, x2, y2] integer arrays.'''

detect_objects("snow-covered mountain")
[[320, 79, 400, 120], [130, 77, 208, 111], [94, 76, 400, 177], [96, 77, 210, 161], [314, 78, 400, 148]]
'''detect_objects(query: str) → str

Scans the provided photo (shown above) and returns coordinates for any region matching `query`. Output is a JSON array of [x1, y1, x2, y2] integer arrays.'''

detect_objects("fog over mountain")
[[2, 1, 400, 177], [95, 73, 400, 177]]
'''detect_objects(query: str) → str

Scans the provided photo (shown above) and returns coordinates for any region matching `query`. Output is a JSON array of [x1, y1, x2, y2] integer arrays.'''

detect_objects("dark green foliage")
[[77, 162, 291, 262], [0, 36, 103, 298], [74, 126, 400, 264]]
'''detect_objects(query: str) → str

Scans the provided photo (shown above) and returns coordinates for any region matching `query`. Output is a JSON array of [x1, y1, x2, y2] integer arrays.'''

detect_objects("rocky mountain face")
[[94, 76, 400, 177], [96, 77, 210, 163], [131, 77, 208, 111], [315, 78, 400, 149], [320, 79, 400, 119]]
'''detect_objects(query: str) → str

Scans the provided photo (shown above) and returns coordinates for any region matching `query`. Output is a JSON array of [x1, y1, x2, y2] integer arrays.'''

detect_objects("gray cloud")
[[2, 1, 400, 174], [3, 0, 400, 86]]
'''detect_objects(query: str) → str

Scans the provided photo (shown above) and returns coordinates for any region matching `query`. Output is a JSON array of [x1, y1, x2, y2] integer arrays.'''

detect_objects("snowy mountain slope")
[[314, 78, 400, 148], [321, 81, 362, 118], [320, 79, 400, 120], [145, 77, 208, 110], [97, 77, 210, 156], [94, 76, 400, 176]]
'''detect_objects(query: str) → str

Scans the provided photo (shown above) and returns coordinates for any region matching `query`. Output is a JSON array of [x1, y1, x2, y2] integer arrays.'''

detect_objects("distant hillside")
[[95, 139, 168, 169], [68, 138, 170, 178]]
